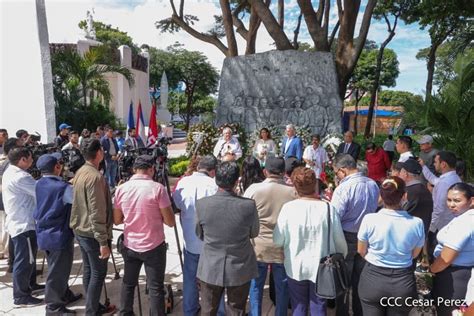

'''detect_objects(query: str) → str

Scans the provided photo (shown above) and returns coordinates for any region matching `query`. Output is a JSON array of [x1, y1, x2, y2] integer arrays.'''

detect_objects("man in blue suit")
[[280, 124, 303, 161]]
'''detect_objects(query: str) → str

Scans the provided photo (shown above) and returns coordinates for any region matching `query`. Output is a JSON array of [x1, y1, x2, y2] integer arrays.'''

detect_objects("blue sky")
[[46, 0, 432, 95]]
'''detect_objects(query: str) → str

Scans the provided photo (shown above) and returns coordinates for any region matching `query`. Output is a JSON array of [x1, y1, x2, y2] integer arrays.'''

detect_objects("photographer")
[[114, 155, 175, 315], [33, 153, 82, 315]]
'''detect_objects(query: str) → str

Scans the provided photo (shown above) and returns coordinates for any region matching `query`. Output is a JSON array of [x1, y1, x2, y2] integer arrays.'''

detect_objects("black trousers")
[[45, 239, 75, 312], [432, 265, 472, 316], [336, 231, 366, 316], [199, 280, 250, 316], [358, 262, 417, 316], [120, 242, 167, 316]]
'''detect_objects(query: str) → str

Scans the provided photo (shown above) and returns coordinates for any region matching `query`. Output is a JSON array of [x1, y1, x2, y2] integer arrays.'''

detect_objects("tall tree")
[[157, 0, 378, 101], [403, 0, 472, 100], [167, 92, 217, 122], [364, 0, 408, 137], [348, 48, 400, 134], [148, 46, 219, 130]]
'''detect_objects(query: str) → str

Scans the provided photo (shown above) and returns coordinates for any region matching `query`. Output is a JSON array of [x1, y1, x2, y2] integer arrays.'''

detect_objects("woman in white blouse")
[[274, 167, 347, 316], [253, 128, 276, 166]]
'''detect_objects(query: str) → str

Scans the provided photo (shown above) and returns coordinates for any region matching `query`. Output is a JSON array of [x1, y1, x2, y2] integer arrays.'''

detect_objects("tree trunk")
[[278, 0, 284, 28], [353, 89, 359, 135], [185, 86, 194, 131], [297, 0, 329, 51], [220, 0, 238, 56], [248, 0, 293, 50], [246, 2, 264, 55], [335, 0, 377, 101], [425, 43, 438, 100], [82, 84, 87, 108], [364, 28, 396, 137]]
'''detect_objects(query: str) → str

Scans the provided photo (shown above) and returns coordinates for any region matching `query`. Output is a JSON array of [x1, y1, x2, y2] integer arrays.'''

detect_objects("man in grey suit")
[[195, 161, 259, 316]]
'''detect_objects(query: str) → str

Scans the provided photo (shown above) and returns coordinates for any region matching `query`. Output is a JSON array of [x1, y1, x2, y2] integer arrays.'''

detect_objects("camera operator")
[[114, 155, 175, 315], [55, 123, 71, 149], [33, 153, 82, 315], [2, 147, 45, 307], [61, 130, 80, 151]]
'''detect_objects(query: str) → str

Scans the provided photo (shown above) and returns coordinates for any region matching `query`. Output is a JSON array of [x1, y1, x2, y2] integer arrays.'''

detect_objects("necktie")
[[344, 143, 350, 153]]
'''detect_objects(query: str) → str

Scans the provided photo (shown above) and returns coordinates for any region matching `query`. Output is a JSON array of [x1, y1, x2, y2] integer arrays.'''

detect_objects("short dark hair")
[[8, 147, 32, 166], [397, 136, 413, 149], [69, 130, 79, 136], [380, 176, 406, 206], [4, 138, 18, 155], [81, 138, 102, 161], [197, 155, 218, 171], [215, 161, 240, 190], [311, 134, 321, 141], [366, 142, 376, 150], [16, 129, 28, 138], [333, 153, 357, 170], [448, 182, 474, 199], [0, 128, 7, 135], [292, 167, 317, 196], [388, 135, 393, 140], [128, 128, 136, 135], [437, 151, 457, 168]]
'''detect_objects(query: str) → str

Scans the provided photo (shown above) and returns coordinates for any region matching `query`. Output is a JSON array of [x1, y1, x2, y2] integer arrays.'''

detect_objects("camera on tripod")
[[152, 137, 173, 159]]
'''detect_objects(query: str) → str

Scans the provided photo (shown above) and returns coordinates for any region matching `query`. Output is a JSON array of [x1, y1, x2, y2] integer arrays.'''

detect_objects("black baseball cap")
[[400, 158, 422, 175]]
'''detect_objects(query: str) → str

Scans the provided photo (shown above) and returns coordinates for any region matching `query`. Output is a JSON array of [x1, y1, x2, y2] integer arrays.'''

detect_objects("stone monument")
[[215, 51, 343, 136]]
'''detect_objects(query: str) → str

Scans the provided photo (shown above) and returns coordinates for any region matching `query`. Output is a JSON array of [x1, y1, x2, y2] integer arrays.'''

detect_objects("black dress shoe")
[[65, 292, 83, 305], [31, 283, 46, 294], [46, 306, 77, 315]]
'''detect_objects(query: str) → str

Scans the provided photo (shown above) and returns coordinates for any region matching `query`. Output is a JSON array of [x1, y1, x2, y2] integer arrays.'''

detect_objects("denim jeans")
[[183, 249, 225, 316], [287, 278, 326, 316], [249, 262, 288, 316], [76, 235, 108, 315], [11, 230, 38, 302], [105, 159, 118, 188], [45, 239, 74, 312], [120, 242, 167, 316]]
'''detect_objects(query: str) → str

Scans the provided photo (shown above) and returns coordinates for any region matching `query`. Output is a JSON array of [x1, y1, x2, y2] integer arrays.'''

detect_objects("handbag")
[[316, 202, 350, 299]]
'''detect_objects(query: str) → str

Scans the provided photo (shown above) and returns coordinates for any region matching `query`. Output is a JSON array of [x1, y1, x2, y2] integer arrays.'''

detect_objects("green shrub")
[[169, 159, 190, 177]]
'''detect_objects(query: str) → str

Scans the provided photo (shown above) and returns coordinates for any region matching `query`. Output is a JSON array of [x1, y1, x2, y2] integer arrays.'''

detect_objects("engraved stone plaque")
[[215, 50, 343, 136]]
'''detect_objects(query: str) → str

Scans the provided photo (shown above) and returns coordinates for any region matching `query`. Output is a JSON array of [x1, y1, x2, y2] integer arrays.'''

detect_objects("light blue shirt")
[[172, 172, 218, 254], [358, 209, 425, 268], [422, 167, 462, 232], [331, 172, 380, 233], [274, 199, 347, 282], [2, 165, 37, 237], [434, 209, 474, 267]]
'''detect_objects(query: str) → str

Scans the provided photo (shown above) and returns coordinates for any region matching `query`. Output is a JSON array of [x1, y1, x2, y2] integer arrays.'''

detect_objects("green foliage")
[[167, 92, 216, 122], [169, 159, 190, 177], [79, 20, 140, 54], [423, 55, 474, 180], [350, 90, 423, 107]]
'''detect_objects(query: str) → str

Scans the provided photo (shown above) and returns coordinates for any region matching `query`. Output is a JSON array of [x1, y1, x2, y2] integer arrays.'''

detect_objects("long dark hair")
[[240, 156, 265, 192], [259, 127, 272, 139]]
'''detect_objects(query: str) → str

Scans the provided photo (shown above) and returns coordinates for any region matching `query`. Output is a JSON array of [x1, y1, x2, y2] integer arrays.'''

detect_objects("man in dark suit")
[[280, 124, 303, 161], [336, 131, 361, 161], [124, 128, 145, 150], [195, 161, 259, 315], [100, 127, 119, 188]]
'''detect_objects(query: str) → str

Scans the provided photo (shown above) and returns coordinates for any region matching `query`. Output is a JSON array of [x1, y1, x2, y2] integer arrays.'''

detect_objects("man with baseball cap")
[[114, 155, 175, 315], [55, 123, 72, 149], [399, 158, 433, 236], [417, 135, 439, 174], [33, 153, 82, 314]]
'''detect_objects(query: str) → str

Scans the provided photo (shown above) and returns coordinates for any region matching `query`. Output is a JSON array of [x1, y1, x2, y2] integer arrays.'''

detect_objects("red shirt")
[[366, 148, 391, 183]]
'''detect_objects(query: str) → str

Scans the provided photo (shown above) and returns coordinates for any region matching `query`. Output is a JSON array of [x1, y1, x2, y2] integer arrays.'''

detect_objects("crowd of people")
[[0, 123, 473, 316]]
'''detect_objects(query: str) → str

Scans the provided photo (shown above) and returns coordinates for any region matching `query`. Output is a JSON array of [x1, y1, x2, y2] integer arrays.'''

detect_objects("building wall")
[[349, 115, 402, 135]]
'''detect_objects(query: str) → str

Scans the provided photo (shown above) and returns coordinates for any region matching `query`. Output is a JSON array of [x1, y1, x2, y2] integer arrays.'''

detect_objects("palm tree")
[[52, 47, 135, 108]]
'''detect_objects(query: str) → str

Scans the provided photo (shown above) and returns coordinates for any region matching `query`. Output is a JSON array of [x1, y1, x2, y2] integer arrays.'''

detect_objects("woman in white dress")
[[253, 128, 276, 166]]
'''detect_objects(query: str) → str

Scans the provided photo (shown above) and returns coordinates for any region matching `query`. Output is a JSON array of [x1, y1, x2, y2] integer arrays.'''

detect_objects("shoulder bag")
[[316, 202, 350, 299]]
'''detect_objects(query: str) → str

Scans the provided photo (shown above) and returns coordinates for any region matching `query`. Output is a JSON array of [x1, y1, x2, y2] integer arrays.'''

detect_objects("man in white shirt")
[[419, 151, 461, 261], [396, 136, 414, 162], [303, 134, 328, 179], [2, 147, 43, 307], [61, 130, 80, 151], [213, 127, 242, 160], [172, 155, 224, 315]]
